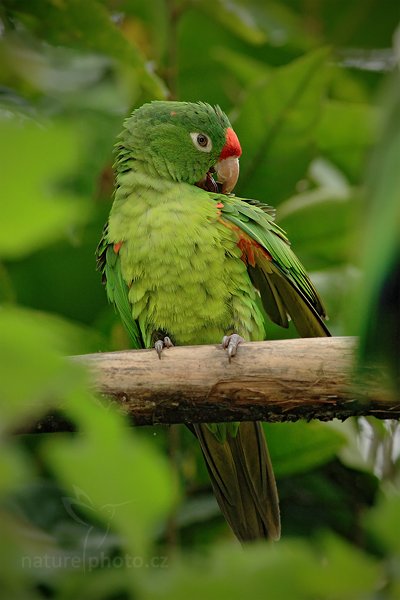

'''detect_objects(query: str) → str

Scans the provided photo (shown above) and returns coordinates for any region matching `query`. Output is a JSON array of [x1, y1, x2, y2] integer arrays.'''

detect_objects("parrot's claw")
[[222, 334, 244, 362], [155, 336, 174, 359]]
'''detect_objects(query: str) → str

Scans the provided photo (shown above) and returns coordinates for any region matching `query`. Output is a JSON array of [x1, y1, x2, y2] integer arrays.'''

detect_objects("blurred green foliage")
[[0, 1, 399, 598]]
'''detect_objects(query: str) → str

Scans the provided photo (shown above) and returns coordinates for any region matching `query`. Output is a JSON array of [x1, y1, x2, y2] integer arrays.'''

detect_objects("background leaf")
[[45, 396, 177, 558], [2, 0, 165, 97], [0, 306, 86, 431], [265, 421, 347, 477], [0, 119, 89, 259], [234, 48, 330, 202]]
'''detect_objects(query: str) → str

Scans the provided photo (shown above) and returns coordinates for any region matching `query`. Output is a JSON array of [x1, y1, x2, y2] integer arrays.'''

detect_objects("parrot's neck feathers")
[[113, 167, 178, 206]]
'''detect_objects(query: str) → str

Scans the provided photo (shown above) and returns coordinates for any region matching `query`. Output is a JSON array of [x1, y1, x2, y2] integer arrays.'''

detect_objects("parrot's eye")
[[197, 134, 208, 146], [190, 132, 212, 152]]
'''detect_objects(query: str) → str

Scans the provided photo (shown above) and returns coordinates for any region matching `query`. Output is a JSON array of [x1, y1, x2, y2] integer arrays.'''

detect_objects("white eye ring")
[[190, 132, 212, 152]]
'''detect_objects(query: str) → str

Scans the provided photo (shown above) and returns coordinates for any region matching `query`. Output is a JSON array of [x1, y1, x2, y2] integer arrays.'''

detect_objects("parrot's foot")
[[154, 336, 174, 359], [222, 334, 244, 362]]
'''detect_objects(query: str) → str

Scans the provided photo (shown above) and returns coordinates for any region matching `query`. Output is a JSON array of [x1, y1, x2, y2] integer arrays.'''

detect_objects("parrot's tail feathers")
[[193, 422, 280, 542]]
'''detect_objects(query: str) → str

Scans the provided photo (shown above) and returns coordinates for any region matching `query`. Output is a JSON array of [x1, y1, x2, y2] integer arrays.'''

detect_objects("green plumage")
[[97, 101, 329, 542]]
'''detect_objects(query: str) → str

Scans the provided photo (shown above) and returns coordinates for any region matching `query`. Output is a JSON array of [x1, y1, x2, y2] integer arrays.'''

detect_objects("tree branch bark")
[[64, 336, 397, 427]]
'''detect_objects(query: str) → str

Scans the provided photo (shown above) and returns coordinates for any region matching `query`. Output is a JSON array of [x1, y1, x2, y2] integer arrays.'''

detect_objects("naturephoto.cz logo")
[[21, 552, 168, 572], [20, 486, 168, 572]]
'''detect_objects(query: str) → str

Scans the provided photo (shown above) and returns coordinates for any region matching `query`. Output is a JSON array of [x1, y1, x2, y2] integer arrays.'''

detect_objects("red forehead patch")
[[219, 127, 242, 160]]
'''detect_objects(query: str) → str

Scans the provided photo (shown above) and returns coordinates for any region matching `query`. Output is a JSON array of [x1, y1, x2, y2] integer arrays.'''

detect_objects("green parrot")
[[96, 101, 330, 543]]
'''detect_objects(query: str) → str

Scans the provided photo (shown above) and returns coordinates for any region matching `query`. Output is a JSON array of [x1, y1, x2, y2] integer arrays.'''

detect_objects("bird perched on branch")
[[97, 101, 330, 542]]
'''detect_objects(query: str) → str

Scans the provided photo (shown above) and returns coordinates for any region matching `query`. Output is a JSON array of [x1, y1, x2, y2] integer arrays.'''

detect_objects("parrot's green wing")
[[96, 224, 143, 349], [217, 195, 330, 338]]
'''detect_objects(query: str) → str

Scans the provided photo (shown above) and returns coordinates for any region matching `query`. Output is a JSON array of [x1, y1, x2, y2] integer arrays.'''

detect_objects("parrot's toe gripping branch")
[[154, 336, 174, 359], [222, 334, 244, 362]]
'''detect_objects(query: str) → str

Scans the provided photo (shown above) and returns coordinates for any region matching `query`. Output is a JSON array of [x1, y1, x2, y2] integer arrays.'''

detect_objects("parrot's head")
[[117, 101, 242, 193]]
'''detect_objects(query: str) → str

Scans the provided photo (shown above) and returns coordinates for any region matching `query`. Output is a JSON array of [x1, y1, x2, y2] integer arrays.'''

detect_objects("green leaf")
[[199, 0, 267, 45], [200, 0, 310, 48], [176, 8, 251, 107], [44, 395, 177, 557], [316, 100, 377, 182], [0, 119, 89, 259], [140, 535, 380, 600], [234, 48, 331, 203], [214, 47, 271, 87], [309, 534, 381, 599], [113, 0, 168, 63], [277, 194, 357, 270], [18, 309, 109, 355], [308, 0, 399, 49], [357, 74, 400, 381], [264, 421, 346, 477], [141, 540, 318, 600], [3, 0, 165, 97], [366, 493, 400, 553], [0, 306, 86, 432], [0, 444, 31, 495]]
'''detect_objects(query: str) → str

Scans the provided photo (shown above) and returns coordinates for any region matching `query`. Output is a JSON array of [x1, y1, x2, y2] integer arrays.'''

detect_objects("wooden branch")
[[63, 336, 397, 427]]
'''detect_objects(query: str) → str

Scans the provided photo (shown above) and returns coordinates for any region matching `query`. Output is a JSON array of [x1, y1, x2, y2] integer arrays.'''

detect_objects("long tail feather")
[[193, 422, 280, 542]]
